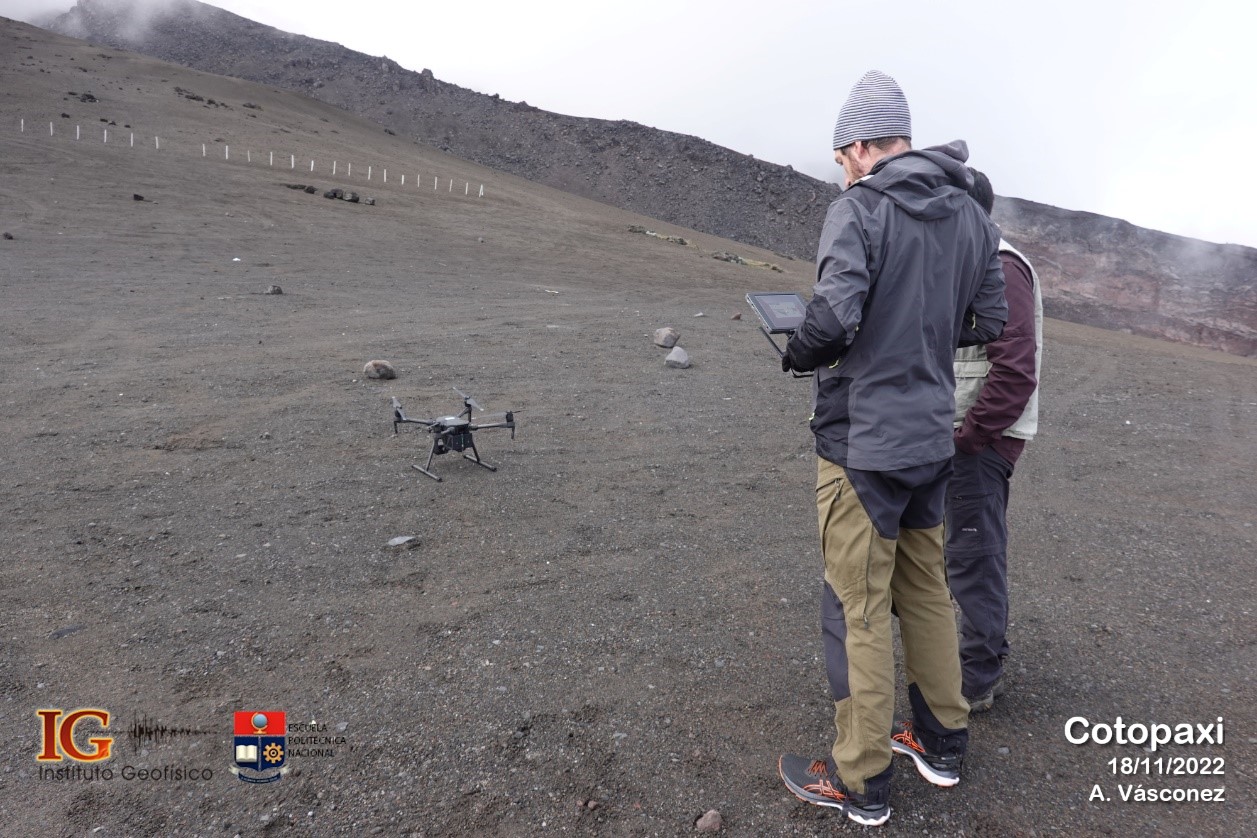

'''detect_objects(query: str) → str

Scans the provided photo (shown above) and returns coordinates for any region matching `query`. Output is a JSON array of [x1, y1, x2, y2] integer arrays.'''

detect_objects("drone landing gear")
[[410, 438, 497, 482]]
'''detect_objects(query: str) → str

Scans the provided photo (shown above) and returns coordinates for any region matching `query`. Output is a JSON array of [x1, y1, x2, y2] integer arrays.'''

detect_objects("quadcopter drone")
[[391, 387, 517, 481]]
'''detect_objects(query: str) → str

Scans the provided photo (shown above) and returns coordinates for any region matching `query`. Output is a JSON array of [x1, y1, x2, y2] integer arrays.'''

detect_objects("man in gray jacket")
[[776, 70, 1006, 827]]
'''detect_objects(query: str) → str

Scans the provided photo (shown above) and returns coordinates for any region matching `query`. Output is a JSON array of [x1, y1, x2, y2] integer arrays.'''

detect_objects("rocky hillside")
[[997, 199, 1257, 357], [43, 0, 1257, 355]]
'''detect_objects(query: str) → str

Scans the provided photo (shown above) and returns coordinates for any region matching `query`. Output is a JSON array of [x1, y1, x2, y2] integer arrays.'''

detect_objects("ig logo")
[[36, 709, 113, 762]]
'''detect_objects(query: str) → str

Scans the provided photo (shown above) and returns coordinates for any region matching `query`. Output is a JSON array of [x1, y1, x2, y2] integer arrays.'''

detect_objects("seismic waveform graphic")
[[128, 714, 213, 752]]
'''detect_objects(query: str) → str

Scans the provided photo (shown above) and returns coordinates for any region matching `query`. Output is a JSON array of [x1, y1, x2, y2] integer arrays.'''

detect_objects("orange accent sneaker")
[[777, 754, 891, 826], [890, 720, 963, 787]]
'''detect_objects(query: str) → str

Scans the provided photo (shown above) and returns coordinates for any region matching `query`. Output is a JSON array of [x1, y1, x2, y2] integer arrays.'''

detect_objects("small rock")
[[478, 237, 485, 243], [387, 536, 418, 549], [363, 360, 396, 380], [363, 197, 376, 206], [2, 232, 12, 240], [693, 312, 705, 318], [303, 185, 317, 194], [342, 191, 360, 203], [730, 312, 741, 320], [324, 188, 343, 199], [997, 746, 1010, 755], [695, 809, 722, 832], [265, 285, 283, 295], [665, 347, 691, 369], [653, 327, 680, 348], [132, 193, 145, 201]]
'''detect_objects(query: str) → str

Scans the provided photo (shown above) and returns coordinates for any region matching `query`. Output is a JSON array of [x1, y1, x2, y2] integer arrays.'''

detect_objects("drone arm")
[[468, 420, 514, 431], [392, 401, 439, 433], [470, 411, 516, 439]]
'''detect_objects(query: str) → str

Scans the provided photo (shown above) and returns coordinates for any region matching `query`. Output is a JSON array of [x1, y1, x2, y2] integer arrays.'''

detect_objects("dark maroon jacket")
[[953, 250, 1037, 465]]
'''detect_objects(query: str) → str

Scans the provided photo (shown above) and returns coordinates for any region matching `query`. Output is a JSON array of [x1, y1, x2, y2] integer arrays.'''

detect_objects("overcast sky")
[[6, 0, 1256, 247]]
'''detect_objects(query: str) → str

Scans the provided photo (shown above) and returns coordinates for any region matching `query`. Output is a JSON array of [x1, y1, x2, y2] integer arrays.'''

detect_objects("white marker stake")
[[478, 184, 484, 198], [383, 169, 387, 183], [20, 119, 24, 132], [130, 133, 134, 147], [348, 162, 352, 177], [202, 143, 206, 157], [225, 145, 229, 160], [76, 125, 80, 140], [332, 161, 337, 175], [50, 122, 54, 136], [270, 151, 274, 166], [465, 182, 469, 195], [434, 176, 438, 190], [103, 129, 108, 143], [368, 166, 372, 180], [247, 150, 251, 163], [310, 159, 314, 172], [290, 154, 295, 169], [401, 175, 405, 186], [448, 179, 453, 192], [155, 136, 160, 149]]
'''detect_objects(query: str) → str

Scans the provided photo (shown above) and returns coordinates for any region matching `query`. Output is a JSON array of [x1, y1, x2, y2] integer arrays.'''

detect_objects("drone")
[[391, 387, 517, 481]]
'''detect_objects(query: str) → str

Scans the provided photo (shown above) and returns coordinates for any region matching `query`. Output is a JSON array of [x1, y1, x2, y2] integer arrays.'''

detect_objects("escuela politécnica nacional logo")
[[231, 710, 288, 784]]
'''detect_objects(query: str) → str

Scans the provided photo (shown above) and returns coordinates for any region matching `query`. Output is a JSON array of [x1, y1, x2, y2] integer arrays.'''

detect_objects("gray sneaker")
[[965, 675, 1007, 714]]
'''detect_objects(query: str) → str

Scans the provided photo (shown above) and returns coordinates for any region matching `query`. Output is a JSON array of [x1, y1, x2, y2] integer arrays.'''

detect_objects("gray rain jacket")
[[786, 140, 1007, 471]]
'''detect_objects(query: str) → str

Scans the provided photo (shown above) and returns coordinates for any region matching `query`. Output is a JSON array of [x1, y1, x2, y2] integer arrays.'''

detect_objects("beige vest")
[[953, 239, 1042, 440]]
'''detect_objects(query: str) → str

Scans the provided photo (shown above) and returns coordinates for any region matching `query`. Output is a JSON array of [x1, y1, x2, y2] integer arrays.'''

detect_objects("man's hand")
[[781, 337, 804, 373], [953, 427, 985, 456]]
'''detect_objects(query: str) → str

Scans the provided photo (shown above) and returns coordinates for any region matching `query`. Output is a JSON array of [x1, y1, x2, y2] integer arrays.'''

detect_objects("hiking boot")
[[777, 754, 891, 826], [890, 720, 963, 787], [965, 675, 1007, 714]]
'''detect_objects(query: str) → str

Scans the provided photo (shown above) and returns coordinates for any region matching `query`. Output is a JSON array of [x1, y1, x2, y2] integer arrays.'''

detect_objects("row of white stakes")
[[18, 117, 486, 198]]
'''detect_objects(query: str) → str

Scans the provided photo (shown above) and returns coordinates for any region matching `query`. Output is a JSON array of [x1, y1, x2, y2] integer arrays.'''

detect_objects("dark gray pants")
[[944, 446, 1014, 699]]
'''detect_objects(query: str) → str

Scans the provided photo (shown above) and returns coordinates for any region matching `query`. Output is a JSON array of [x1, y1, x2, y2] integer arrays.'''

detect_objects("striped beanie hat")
[[832, 70, 911, 150]]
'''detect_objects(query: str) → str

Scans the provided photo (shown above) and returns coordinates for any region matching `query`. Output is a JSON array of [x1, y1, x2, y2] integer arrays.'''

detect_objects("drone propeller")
[[452, 386, 484, 412]]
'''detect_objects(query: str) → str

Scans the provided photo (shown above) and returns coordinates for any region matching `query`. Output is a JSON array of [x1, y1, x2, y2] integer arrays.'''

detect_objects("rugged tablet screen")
[[746, 292, 807, 334]]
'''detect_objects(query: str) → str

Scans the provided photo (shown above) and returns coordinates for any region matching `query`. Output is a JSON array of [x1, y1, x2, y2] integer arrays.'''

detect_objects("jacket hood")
[[853, 140, 973, 221]]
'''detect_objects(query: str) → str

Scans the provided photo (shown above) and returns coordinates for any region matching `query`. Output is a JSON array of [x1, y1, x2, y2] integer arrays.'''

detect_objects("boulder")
[[695, 809, 722, 832], [665, 347, 691, 369], [363, 359, 396, 379], [653, 327, 680, 348]]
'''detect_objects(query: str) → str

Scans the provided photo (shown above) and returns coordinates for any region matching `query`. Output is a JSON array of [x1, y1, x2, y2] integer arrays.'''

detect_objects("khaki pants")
[[816, 456, 968, 793]]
